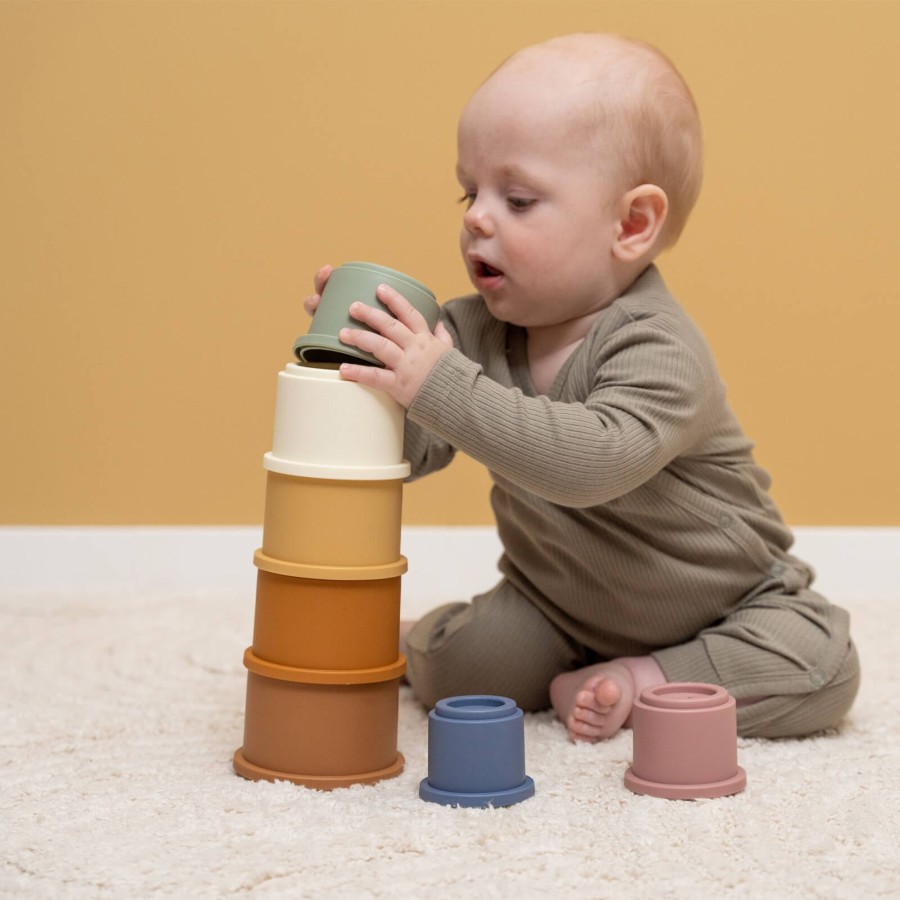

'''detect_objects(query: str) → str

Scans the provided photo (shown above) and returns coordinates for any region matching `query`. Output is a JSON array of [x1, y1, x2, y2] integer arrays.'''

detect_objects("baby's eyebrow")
[[499, 163, 532, 182], [499, 163, 551, 193], [455, 162, 545, 187]]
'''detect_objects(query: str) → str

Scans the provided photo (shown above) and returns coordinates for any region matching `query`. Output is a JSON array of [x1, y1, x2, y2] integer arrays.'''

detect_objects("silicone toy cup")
[[293, 261, 439, 367], [233, 651, 406, 789], [624, 683, 747, 800], [419, 695, 535, 808], [267, 363, 405, 470], [263, 472, 403, 566], [251, 556, 404, 670], [261, 470, 406, 567]]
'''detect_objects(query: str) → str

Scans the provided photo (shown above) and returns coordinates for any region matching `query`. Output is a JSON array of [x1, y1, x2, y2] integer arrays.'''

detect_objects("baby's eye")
[[458, 192, 476, 209], [508, 196, 535, 211]]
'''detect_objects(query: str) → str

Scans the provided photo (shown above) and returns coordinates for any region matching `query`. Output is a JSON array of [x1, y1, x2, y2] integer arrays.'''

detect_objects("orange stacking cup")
[[251, 553, 406, 670], [261, 469, 406, 567], [233, 650, 406, 789]]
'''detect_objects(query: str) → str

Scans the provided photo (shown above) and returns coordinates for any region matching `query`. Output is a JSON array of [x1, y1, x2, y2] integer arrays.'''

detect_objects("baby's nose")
[[463, 202, 494, 236]]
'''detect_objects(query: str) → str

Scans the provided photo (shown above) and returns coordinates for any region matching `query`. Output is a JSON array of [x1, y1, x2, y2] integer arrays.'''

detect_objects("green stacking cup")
[[294, 262, 439, 367]]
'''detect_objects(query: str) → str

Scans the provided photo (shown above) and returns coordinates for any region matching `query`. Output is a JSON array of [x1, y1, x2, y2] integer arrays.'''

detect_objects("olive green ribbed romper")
[[402, 265, 859, 737]]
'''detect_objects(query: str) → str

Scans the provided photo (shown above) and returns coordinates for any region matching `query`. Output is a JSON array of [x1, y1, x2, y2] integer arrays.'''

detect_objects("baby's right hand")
[[302, 264, 333, 317]]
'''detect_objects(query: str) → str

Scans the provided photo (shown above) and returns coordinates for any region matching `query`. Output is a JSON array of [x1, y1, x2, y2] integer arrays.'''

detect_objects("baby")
[[305, 33, 859, 741]]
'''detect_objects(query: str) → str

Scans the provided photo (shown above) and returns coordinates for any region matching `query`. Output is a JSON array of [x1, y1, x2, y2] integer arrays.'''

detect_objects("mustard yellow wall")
[[2, 1, 898, 526]]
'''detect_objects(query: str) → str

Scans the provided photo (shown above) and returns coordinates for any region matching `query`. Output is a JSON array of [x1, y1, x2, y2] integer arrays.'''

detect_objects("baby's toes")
[[592, 676, 623, 708], [568, 718, 606, 741], [572, 697, 609, 727]]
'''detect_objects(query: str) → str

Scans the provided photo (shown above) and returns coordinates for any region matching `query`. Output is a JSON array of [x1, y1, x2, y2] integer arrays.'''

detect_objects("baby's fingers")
[[302, 293, 320, 316], [314, 264, 333, 296], [302, 264, 333, 317], [374, 283, 430, 333]]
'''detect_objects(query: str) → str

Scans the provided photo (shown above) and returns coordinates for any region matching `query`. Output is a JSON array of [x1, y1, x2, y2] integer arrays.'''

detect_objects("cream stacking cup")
[[266, 362, 407, 473]]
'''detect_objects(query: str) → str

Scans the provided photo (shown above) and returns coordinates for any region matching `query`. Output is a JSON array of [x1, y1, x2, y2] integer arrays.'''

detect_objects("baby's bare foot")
[[549, 662, 636, 742]]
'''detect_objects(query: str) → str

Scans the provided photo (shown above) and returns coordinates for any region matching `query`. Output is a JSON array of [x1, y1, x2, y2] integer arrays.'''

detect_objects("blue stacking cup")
[[419, 695, 535, 808]]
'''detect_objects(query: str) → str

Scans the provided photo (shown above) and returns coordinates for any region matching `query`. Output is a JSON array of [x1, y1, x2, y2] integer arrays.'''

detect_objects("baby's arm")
[[406, 326, 713, 507]]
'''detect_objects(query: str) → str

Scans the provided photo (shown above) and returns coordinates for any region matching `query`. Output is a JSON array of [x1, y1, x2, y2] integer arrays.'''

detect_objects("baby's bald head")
[[473, 33, 703, 247]]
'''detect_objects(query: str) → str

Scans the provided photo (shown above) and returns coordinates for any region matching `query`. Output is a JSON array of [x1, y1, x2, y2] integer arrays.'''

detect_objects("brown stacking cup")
[[233, 650, 406, 789], [250, 554, 406, 670], [262, 470, 404, 567]]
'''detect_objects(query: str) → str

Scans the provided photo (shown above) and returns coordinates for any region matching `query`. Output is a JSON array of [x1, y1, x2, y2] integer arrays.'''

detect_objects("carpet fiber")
[[1, 588, 896, 898]]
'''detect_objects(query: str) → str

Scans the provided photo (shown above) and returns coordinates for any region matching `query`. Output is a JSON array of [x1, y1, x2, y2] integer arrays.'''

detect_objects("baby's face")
[[456, 68, 626, 330]]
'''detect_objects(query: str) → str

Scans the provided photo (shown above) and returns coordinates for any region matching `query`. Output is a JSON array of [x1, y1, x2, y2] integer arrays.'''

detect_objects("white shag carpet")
[[1, 588, 897, 899]]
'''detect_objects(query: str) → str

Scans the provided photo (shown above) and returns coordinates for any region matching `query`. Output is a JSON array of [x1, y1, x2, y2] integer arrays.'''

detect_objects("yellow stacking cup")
[[261, 469, 406, 567]]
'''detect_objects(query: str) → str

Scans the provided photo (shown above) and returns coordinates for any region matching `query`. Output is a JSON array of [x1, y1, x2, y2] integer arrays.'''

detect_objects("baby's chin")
[[480, 293, 554, 331], [477, 292, 523, 325]]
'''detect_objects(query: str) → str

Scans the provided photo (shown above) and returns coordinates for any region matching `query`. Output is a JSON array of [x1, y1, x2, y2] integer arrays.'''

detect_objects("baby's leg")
[[653, 588, 859, 738], [549, 656, 666, 742], [399, 620, 415, 656], [403, 579, 587, 712]]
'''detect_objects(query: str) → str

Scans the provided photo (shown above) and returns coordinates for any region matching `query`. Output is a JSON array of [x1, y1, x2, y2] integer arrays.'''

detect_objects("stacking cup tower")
[[233, 263, 437, 790]]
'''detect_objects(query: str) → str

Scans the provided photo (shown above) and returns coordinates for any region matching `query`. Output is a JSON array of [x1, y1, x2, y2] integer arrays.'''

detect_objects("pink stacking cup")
[[624, 683, 747, 800]]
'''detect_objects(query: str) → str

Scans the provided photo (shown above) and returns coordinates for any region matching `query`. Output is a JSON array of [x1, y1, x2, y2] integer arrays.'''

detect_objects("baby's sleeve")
[[407, 324, 715, 507]]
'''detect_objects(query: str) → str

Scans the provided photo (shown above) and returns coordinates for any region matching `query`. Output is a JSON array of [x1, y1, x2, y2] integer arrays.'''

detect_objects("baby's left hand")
[[338, 283, 453, 408]]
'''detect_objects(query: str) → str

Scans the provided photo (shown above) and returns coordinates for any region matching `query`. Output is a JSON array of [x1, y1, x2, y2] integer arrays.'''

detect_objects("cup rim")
[[637, 682, 732, 711], [243, 647, 406, 684], [293, 333, 382, 368], [624, 766, 746, 800], [263, 453, 410, 481], [253, 549, 408, 581], [433, 695, 520, 721], [282, 361, 345, 379], [340, 261, 436, 301], [418, 775, 535, 808], [234, 748, 405, 788]]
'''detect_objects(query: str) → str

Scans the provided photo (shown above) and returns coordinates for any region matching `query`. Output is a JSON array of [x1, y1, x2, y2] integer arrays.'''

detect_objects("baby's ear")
[[613, 185, 668, 263]]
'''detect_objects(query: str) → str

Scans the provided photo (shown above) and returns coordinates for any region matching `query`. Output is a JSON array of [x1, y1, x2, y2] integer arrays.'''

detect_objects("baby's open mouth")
[[476, 260, 503, 278]]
